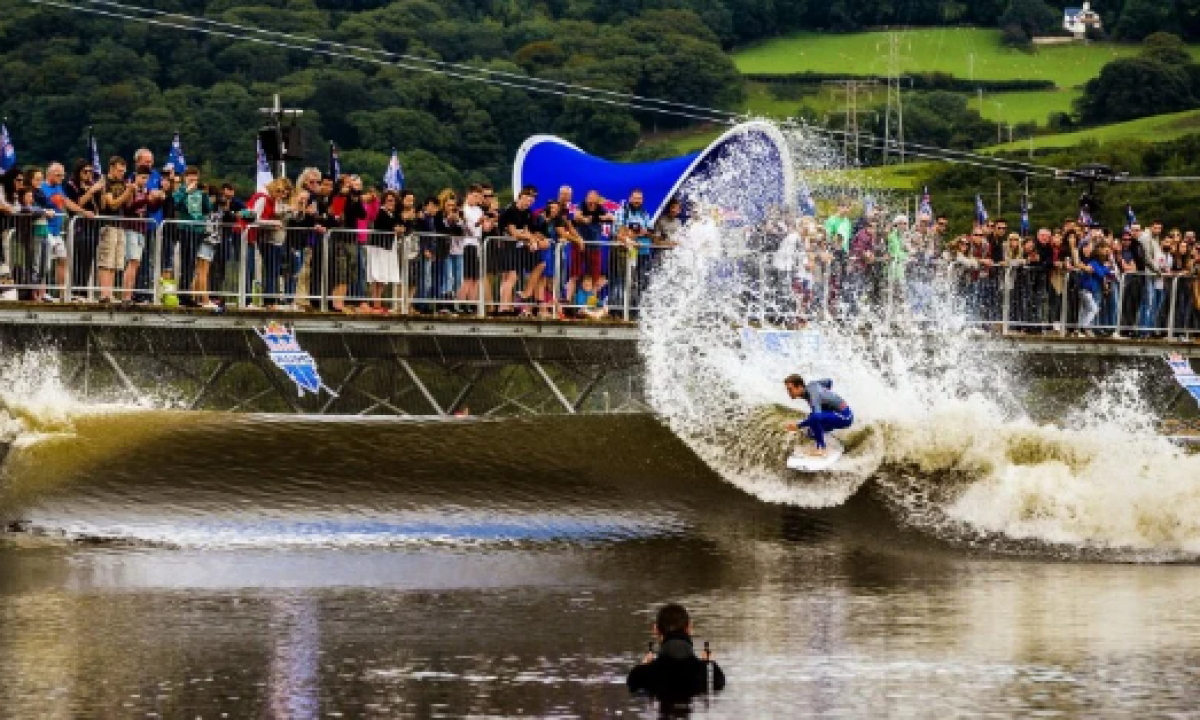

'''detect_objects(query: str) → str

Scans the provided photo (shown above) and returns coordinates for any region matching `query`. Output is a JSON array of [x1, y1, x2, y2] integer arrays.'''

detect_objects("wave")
[[639, 126, 1200, 561]]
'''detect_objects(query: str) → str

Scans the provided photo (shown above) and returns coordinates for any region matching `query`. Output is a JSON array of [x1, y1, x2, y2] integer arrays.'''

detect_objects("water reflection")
[[2, 416, 1199, 716], [4, 535, 1200, 717], [267, 596, 320, 720]]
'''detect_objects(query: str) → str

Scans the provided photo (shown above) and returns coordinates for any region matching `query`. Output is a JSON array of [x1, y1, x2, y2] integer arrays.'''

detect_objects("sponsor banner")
[[256, 322, 337, 398]]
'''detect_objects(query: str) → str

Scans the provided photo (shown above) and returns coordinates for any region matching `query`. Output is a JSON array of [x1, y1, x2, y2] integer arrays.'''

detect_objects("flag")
[[167, 132, 186, 174], [88, 127, 102, 176], [1020, 194, 1030, 237], [975, 194, 988, 226], [1078, 206, 1093, 228], [383, 147, 404, 191], [863, 193, 875, 219], [329, 142, 341, 182], [0, 123, 15, 173], [798, 179, 816, 217], [919, 185, 933, 219], [256, 137, 273, 192], [1126, 203, 1137, 231]]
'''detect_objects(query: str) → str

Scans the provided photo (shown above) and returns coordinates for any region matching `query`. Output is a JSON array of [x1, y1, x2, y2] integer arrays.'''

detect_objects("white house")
[[1064, 3, 1103, 39]]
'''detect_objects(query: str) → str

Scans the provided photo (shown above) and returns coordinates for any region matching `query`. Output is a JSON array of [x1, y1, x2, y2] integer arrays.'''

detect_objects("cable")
[[82, 0, 749, 120], [26, 0, 742, 126], [785, 119, 1062, 176], [797, 124, 1060, 177], [1121, 176, 1200, 183], [30, 0, 1068, 178]]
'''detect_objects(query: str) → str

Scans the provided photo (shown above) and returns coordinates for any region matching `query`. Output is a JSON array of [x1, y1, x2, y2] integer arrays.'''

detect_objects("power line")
[[881, 32, 908, 165], [29, 0, 1070, 179], [823, 80, 877, 166], [80, 0, 744, 120], [26, 0, 741, 127]]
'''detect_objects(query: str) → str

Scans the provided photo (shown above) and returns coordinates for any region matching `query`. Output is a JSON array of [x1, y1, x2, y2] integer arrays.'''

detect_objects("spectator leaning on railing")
[[7, 133, 1200, 338]]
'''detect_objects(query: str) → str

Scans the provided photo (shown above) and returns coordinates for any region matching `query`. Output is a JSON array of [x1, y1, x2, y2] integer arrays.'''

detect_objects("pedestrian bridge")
[[0, 307, 1196, 417]]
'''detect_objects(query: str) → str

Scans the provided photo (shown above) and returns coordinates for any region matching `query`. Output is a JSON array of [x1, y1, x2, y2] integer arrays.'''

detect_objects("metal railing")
[[64, 214, 159, 304], [5, 215, 1200, 339]]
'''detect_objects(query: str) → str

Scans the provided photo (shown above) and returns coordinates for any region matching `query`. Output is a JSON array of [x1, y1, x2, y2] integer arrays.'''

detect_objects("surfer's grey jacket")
[[802, 379, 848, 413]]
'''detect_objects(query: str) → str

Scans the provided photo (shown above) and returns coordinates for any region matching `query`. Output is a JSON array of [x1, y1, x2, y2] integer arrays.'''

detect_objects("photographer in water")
[[628, 603, 725, 698]]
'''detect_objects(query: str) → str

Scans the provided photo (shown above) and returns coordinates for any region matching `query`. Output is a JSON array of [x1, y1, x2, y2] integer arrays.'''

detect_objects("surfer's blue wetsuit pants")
[[800, 407, 853, 449]]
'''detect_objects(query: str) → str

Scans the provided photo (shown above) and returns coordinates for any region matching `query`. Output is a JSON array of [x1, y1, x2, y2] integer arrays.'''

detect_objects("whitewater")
[[639, 125, 1200, 561]]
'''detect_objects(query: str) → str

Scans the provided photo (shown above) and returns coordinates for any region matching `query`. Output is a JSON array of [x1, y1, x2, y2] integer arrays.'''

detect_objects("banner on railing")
[[257, 322, 337, 398], [1166, 353, 1200, 406]]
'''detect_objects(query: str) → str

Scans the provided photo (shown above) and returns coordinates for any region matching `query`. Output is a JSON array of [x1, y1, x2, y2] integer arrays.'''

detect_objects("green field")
[[987, 109, 1200, 152], [741, 83, 806, 118], [844, 163, 938, 192], [733, 28, 1200, 89], [742, 83, 864, 121], [969, 89, 1083, 125], [743, 82, 1082, 127]]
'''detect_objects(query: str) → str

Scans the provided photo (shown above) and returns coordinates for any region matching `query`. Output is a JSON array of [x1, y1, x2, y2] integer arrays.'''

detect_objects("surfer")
[[783, 374, 854, 457]]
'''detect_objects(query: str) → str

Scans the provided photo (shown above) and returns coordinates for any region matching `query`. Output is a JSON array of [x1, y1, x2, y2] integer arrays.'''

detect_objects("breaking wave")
[[641, 125, 1200, 561]]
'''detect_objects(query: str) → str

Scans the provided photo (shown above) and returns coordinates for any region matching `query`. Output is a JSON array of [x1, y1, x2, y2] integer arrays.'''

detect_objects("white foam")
[[640, 123, 1200, 558]]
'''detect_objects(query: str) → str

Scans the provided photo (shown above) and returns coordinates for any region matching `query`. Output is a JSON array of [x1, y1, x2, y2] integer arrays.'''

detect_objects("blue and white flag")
[[257, 322, 337, 398], [1020, 194, 1030, 237], [798, 179, 817, 217], [167, 132, 186, 174], [919, 185, 933, 219], [1126, 203, 1137, 231], [256, 137, 273, 192], [1166, 353, 1200, 407], [88, 127, 102, 176], [1078, 206, 1093, 228], [329, 142, 341, 182], [0, 123, 15, 173], [383, 148, 404, 191], [975, 194, 988, 226]]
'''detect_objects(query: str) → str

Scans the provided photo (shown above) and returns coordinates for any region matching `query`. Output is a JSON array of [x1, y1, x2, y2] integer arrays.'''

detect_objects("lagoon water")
[[3, 413, 1200, 718]]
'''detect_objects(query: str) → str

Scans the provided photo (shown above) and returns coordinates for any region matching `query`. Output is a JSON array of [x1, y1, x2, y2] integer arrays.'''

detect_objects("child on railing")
[[574, 274, 607, 320]]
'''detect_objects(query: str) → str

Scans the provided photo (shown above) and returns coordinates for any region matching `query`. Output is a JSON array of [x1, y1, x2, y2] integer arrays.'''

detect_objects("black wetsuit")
[[626, 633, 725, 699]]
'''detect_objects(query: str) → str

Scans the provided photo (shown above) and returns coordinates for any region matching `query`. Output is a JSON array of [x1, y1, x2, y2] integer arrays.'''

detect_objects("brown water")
[[2, 413, 1200, 718]]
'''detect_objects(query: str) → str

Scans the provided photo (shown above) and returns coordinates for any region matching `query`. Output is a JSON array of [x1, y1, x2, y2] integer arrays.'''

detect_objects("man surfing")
[[783, 374, 854, 457]]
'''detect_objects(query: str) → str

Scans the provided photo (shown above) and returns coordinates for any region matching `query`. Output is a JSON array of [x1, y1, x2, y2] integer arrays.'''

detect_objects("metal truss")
[[4, 321, 649, 417]]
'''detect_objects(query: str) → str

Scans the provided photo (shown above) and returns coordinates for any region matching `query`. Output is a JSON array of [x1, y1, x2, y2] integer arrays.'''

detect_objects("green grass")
[[733, 28, 1200, 89], [843, 163, 937, 192], [986, 109, 1200, 152], [744, 82, 1082, 127], [742, 82, 804, 118], [969, 88, 1083, 125], [655, 127, 724, 155]]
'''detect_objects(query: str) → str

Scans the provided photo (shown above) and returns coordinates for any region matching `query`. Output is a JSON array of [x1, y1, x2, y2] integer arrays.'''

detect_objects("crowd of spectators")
[[2, 149, 1199, 337], [768, 204, 1200, 340], [0, 152, 684, 319]]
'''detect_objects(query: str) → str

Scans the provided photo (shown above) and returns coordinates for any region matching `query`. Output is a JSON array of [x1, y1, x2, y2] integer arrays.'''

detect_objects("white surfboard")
[[786, 436, 844, 473]]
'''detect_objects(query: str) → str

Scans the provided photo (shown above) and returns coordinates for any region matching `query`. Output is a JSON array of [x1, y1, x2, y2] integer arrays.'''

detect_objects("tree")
[[998, 0, 1060, 39], [1114, 0, 1179, 40], [1142, 32, 1192, 66], [1075, 57, 1196, 124], [1180, 0, 1200, 41]]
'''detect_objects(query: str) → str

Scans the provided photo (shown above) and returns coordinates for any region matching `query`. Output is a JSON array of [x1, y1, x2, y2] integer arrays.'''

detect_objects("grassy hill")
[[644, 25, 1200, 196], [985, 109, 1200, 152], [968, 89, 1082, 126], [732, 28, 1200, 88], [741, 83, 1083, 127]]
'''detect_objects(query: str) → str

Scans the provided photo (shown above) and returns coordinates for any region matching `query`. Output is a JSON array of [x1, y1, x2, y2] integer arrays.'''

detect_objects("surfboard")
[[786, 436, 844, 473]]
